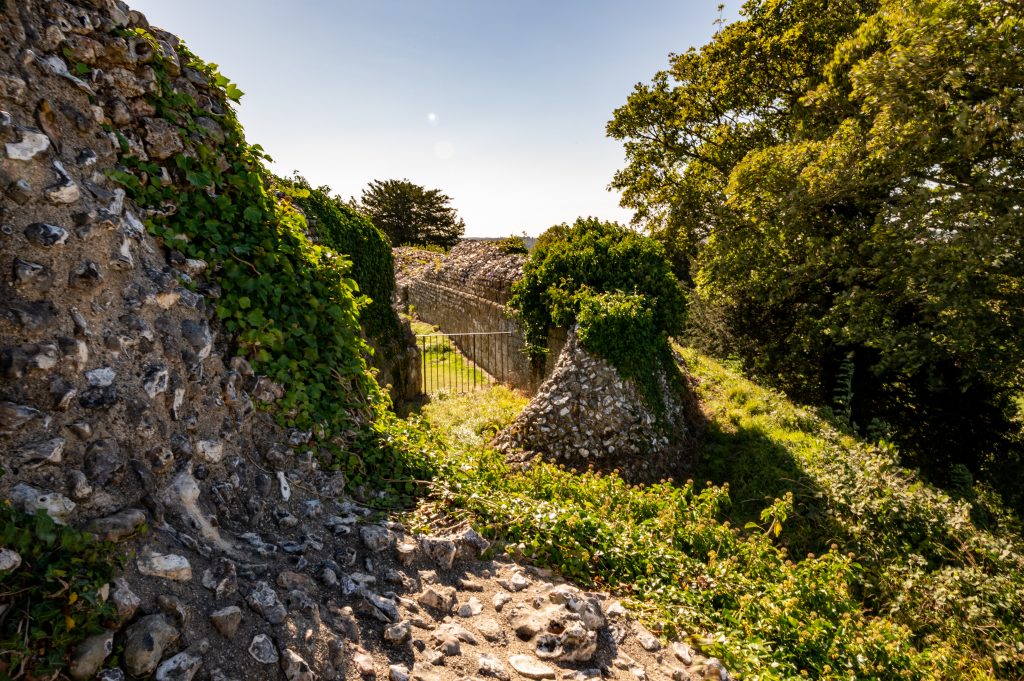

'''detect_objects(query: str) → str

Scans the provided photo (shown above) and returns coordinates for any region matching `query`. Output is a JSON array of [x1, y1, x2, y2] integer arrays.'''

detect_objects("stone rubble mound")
[[0, 0, 727, 679], [494, 330, 697, 483]]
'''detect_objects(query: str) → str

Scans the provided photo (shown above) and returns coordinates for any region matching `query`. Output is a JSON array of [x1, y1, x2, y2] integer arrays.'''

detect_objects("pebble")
[[123, 614, 179, 677], [154, 647, 205, 681], [457, 596, 484, 617], [389, 664, 410, 681], [421, 536, 457, 569], [277, 470, 291, 500], [353, 651, 376, 677], [360, 524, 394, 552], [14, 436, 65, 468], [9, 483, 75, 523], [69, 630, 114, 680], [0, 548, 21, 572], [493, 592, 512, 611], [507, 654, 556, 680], [24, 222, 69, 246], [478, 653, 510, 680], [6, 129, 50, 160], [247, 581, 287, 624], [86, 508, 146, 542], [637, 629, 662, 652], [280, 648, 314, 681], [86, 366, 116, 387], [671, 642, 693, 666], [137, 551, 192, 581], [395, 539, 419, 565], [417, 584, 456, 612], [0, 401, 41, 434], [248, 634, 279, 664], [384, 620, 412, 644], [210, 606, 242, 639], [111, 578, 140, 623]]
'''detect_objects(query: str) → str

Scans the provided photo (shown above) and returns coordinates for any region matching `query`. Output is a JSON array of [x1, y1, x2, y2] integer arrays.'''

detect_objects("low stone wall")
[[395, 243, 559, 393]]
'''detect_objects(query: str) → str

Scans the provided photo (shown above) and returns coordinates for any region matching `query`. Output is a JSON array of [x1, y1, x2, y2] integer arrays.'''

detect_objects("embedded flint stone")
[[0, 401, 42, 434], [86, 508, 147, 542], [6, 129, 50, 160], [24, 222, 69, 246], [15, 436, 66, 469], [137, 550, 192, 581], [10, 483, 75, 523]]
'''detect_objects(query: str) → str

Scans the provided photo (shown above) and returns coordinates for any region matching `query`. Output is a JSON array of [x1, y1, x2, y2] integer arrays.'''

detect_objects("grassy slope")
[[414, 346, 1024, 680]]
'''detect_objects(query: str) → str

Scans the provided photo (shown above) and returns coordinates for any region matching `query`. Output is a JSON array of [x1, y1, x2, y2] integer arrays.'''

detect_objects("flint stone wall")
[[494, 329, 697, 483]]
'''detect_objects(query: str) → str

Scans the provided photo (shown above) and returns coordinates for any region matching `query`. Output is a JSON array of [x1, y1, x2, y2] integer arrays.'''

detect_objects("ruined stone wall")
[[493, 330, 698, 484], [395, 243, 561, 393], [0, 6, 729, 681]]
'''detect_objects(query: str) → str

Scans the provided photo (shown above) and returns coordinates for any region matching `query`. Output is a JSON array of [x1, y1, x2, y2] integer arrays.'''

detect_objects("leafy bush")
[[574, 290, 656, 378], [494, 235, 528, 255], [110, 31, 433, 494], [509, 217, 684, 381], [0, 505, 118, 677], [284, 175, 402, 346], [609, 0, 1024, 484]]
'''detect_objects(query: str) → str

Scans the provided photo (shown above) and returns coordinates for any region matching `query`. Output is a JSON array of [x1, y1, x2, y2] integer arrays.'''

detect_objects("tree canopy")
[[608, 0, 1024, 476], [358, 179, 465, 249]]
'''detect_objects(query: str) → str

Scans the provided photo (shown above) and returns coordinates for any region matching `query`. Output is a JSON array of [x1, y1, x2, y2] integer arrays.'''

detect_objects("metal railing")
[[415, 331, 515, 394]]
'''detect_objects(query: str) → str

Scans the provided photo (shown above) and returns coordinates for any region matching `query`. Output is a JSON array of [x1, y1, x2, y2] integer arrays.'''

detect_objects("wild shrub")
[[509, 218, 685, 403]]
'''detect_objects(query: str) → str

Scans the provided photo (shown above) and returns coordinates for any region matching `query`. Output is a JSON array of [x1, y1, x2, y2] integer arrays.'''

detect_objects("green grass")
[[411, 320, 494, 394], [411, 346, 1024, 680]]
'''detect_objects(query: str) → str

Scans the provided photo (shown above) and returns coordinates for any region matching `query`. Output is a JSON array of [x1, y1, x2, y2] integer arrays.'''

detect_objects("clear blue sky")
[[129, 0, 737, 237]]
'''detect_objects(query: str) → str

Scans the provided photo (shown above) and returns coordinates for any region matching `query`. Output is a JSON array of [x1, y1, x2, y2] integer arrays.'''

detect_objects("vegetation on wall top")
[[509, 218, 685, 399], [110, 30, 432, 494], [283, 174, 403, 347]]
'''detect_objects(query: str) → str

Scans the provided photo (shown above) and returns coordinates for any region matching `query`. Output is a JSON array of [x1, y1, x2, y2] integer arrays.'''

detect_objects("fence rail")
[[416, 331, 515, 394]]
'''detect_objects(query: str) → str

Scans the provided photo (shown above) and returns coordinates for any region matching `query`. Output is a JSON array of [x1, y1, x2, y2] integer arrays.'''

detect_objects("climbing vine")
[[283, 175, 402, 347], [108, 30, 433, 494]]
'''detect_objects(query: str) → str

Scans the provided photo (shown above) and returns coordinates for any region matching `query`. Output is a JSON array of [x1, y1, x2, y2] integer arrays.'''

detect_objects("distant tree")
[[358, 179, 465, 249]]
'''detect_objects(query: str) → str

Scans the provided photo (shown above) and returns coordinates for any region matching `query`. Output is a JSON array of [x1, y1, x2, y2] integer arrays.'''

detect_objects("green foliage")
[[607, 0, 1024, 481], [508, 218, 685, 406], [358, 179, 465, 249], [682, 346, 1024, 678], [0, 505, 119, 677], [574, 290, 656, 378], [494, 235, 528, 255], [419, 347, 1024, 680], [532, 223, 571, 253], [109, 31, 433, 493], [419, 382, 529, 449], [284, 174, 402, 345]]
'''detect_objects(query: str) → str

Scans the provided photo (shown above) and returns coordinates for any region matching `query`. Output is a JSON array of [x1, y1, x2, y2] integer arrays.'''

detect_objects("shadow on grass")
[[691, 420, 842, 556]]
